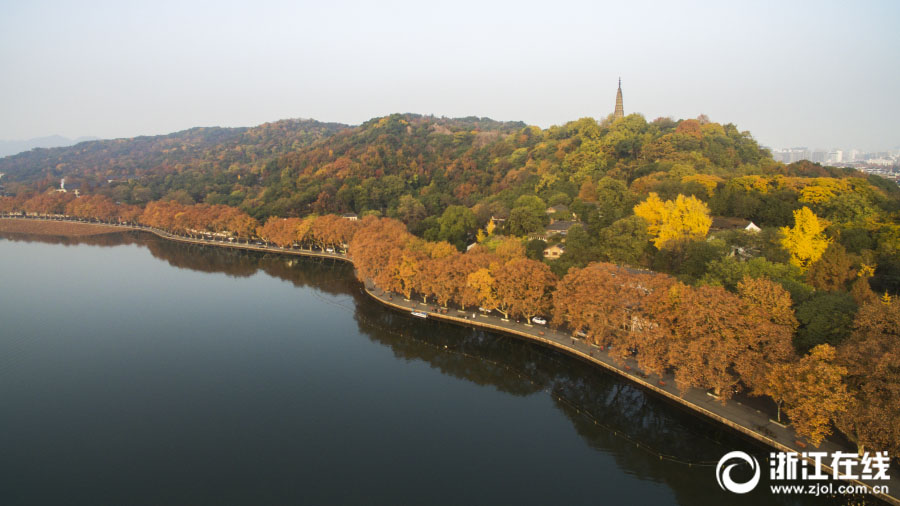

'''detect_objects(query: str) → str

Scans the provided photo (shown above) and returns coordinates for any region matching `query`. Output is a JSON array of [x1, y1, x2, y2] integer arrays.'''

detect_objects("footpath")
[[3, 215, 897, 504]]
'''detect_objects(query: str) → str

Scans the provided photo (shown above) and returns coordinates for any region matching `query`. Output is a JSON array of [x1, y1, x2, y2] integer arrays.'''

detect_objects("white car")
[[325, 247, 335, 253], [532, 317, 547, 325]]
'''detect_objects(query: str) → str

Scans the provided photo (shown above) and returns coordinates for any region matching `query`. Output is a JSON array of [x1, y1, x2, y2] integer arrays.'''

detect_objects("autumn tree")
[[764, 344, 850, 447], [467, 267, 500, 314], [419, 246, 461, 307], [494, 258, 556, 323], [836, 300, 900, 455], [553, 263, 644, 348], [452, 250, 494, 310], [295, 216, 316, 248], [849, 275, 878, 306], [257, 217, 303, 247], [735, 276, 797, 395], [649, 283, 790, 402], [806, 242, 856, 291], [633, 192, 711, 248], [395, 244, 426, 300], [494, 237, 526, 262], [23, 192, 75, 215], [348, 216, 412, 292], [780, 206, 830, 270]]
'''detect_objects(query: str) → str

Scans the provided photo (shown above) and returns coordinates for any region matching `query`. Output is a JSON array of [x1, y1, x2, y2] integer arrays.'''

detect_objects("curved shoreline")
[[2, 215, 897, 504]]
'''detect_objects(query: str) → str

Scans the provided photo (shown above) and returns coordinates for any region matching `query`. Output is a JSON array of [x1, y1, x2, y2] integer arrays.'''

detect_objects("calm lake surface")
[[0, 231, 861, 505]]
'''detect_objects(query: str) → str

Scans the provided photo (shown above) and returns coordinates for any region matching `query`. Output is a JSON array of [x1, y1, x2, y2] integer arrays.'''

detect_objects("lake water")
[[0, 231, 859, 505]]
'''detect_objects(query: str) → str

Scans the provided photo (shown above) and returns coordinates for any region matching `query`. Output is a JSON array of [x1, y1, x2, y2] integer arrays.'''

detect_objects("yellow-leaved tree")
[[633, 192, 712, 248], [779, 206, 830, 270]]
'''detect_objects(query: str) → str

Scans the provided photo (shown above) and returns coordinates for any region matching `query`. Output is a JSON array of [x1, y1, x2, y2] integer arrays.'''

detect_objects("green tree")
[[597, 216, 652, 265], [594, 177, 637, 227], [525, 239, 547, 261], [794, 292, 857, 352], [506, 206, 545, 236], [437, 205, 477, 250]]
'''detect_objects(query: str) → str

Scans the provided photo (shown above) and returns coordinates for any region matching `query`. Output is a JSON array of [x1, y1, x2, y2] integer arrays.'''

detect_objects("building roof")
[[546, 220, 580, 232], [546, 204, 569, 214], [711, 216, 753, 230]]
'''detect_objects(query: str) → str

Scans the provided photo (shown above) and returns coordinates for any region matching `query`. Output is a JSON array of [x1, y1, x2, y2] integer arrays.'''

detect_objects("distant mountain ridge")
[[0, 135, 100, 157], [0, 119, 349, 186]]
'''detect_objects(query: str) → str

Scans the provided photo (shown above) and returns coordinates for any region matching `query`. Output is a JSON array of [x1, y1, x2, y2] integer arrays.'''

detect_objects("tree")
[[467, 267, 499, 314], [794, 292, 857, 351], [765, 345, 850, 447], [414, 240, 457, 303], [494, 258, 556, 323], [780, 206, 830, 270], [553, 263, 632, 347], [495, 237, 526, 263], [525, 239, 547, 261], [437, 205, 477, 250], [419, 248, 461, 307], [395, 195, 427, 230], [806, 243, 856, 291], [836, 300, 900, 455], [348, 216, 411, 289], [553, 263, 673, 374], [453, 250, 494, 310], [395, 246, 425, 300], [594, 177, 637, 227], [849, 275, 878, 306], [506, 206, 545, 236], [597, 216, 652, 265], [633, 192, 711, 248], [735, 277, 797, 395], [650, 283, 784, 402]]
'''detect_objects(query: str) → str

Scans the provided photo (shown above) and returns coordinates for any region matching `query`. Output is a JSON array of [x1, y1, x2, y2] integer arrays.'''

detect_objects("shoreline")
[[3, 215, 897, 504], [0, 218, 123, 237]]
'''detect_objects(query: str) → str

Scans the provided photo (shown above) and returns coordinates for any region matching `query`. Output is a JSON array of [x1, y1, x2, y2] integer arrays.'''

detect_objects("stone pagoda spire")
[[614, 77, 624, 121]]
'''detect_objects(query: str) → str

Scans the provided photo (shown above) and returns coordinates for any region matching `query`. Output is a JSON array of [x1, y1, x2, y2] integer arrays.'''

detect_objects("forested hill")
[[254, 112, 777, 219], [4, 112, 894, 236], [250, 113, 890, 226], [0, 118, 348, 191]]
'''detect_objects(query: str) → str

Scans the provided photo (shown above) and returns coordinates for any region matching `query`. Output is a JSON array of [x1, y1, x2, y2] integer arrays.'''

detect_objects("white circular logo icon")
[[716, 451, 761, 494]]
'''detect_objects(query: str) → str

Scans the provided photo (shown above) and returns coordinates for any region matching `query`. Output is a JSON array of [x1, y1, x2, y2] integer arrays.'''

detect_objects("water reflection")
[[0, 230, 868, 505]]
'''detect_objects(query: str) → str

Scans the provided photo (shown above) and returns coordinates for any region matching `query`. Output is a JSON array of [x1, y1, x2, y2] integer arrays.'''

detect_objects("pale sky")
[[1, 0, 898, 151]]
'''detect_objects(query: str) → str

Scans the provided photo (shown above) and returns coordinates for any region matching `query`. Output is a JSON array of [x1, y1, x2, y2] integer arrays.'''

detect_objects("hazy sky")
[[1, 0, 898, 151]]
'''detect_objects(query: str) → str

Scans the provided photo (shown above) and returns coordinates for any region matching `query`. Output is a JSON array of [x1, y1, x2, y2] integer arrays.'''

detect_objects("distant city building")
[[769, 145, 897, 172]]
